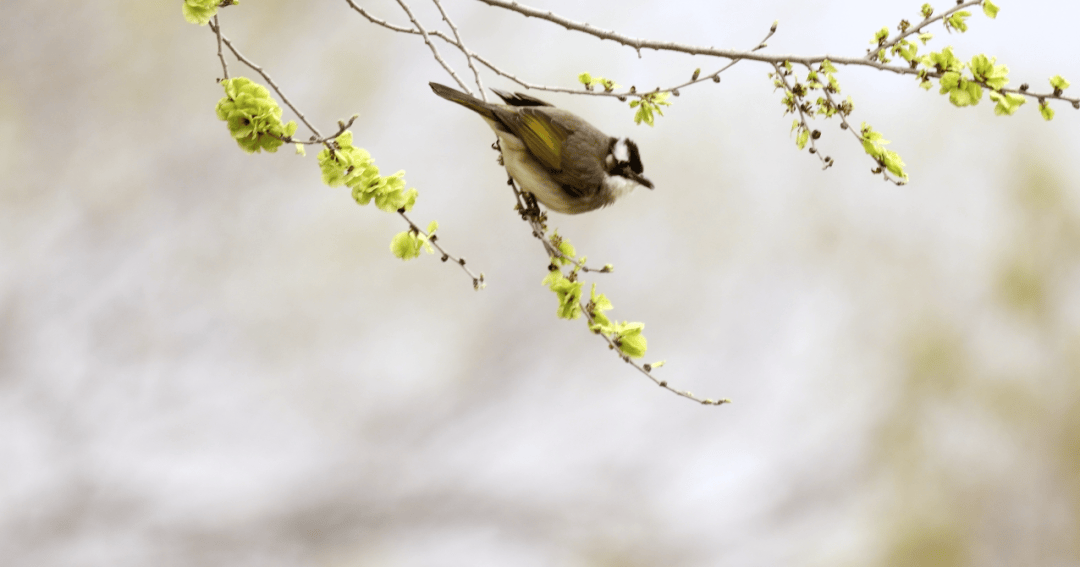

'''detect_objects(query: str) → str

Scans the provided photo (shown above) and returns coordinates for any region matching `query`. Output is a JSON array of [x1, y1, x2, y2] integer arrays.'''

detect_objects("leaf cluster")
[[215, 77, 298, 154], [860, 123, 908, 181], [540, 233, 647, 359], [318, 131, 419, 215], [630, 91, 671, 127], [182, 0, 237, 26], [577, 72, 619, 93], [871, 2, 1070, 121], [390, 221, 439, 260]]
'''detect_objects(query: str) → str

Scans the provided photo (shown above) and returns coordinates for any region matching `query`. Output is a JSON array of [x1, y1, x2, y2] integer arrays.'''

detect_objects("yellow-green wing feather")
[[512, 109, 570, 171]]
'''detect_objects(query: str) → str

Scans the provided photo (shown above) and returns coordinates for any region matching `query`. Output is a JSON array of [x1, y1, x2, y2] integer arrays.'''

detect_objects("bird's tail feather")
[[429, 82, 498, 121]]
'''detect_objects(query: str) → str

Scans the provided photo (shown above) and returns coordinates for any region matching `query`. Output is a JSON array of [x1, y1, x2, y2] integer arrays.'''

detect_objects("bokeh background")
[[2, 1, 1079, 565]]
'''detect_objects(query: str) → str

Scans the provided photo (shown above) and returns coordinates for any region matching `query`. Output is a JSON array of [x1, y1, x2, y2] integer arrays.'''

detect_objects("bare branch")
[[213, 15, 229, 80], [393, 0, 472, 94], [399, 211, 486, 289], [430, 0, 488, 101], [343, 0, 418, 34]]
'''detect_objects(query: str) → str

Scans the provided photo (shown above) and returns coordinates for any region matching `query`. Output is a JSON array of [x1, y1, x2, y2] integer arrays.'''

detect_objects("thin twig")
[[817, 75, 905, 185], [474, 0, 1079, 107], [393, 0, 473, 94], [430, 0, 488, 101], [579, 299, 730, 406], [399, 210, 486, 290], [771, 61, 831, 171], [499, 173, 725, 404], [656, 21, 778, 98], [869, 1, 979, 62], [213, 15, 229, 80], [288, 115, 358, 145], [344, 0, 417, 34]]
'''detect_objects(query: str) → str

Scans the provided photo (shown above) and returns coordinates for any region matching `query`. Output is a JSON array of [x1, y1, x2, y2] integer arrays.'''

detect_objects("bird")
[[429, 82, 653, 215]]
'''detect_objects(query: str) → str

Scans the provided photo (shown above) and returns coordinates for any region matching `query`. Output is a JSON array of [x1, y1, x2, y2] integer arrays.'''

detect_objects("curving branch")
[[474, 0, 1079, 107], [870, 1, 982, 61], [208, 19, 325, 141], [399, 210, 486, 290], [431, 0, 488, 100], [207, 17, 484, 289], [393, 0, 473, 94]]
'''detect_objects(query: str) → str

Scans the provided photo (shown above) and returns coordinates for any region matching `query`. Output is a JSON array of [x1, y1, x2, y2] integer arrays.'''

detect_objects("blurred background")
[[2, 1, 1078, 565]]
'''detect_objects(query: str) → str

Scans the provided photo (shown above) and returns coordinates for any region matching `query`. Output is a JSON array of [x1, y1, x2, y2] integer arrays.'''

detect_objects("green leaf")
[[921, 4, 934, 19], [928, 47, 962, 73], [557, 237, 576, 261], [939, 71, 983, 107], [796, 128, 810, 150], [860, 123, 909, 182], [871, 27, 889, 45], [946, 10, 971, 33], [182, 0, 219, 25], [587, 284, 614, 332], [1049, 75, 1071, 91], [426, 220, 439, 234], [612, 322, 647, 358], [1039, 101, 1055, 121], [821, 59, 837, 74], [295, 143, 306, 156], [543, 271, 583, 320], [631, 92, 671, 127], [390, 231, 422, 260], [989, 91, 1026, 116], [895, 40, 918, 62], [982, 0, 999, 19], [918, 32, 933, 45], [969, 54, 1009, 91], [578, 72, 593, 86], [215, 77, 296, 154]]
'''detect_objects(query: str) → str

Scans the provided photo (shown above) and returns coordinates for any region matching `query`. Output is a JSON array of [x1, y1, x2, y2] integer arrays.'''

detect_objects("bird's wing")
[[551, 127, 611, 199], [493, 107, 614, 200], [492, 107, 571, 172]]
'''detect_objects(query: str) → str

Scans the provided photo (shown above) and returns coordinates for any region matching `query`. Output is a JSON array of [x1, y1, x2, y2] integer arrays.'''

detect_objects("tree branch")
[[399, 210, 486, 290], [207, 19, 324, 140], [393, 0, 473, 94]]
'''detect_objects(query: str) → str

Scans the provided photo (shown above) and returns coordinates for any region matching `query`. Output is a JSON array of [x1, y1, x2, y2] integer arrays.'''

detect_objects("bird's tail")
[[429, 82, 500, 121]]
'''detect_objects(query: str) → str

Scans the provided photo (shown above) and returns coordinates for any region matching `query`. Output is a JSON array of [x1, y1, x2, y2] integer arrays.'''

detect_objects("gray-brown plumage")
[[430, 82, 652, 214]]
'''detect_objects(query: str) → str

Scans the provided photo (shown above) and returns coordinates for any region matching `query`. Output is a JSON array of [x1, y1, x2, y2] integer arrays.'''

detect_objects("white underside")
[[601, 174, 640, 202], [493, 130, 577, 214]]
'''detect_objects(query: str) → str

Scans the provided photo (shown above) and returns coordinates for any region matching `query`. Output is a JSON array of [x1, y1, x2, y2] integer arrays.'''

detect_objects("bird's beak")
[[629, 171, 654, 189]]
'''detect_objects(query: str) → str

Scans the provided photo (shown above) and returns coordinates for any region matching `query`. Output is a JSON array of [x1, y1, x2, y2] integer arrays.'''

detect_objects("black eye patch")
[[624, 139, 644, 174]]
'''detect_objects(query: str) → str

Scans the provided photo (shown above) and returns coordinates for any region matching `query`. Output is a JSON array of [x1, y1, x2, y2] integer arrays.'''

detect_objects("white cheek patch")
[[612, 138, 630, 164], [602, 173, 643, 200]]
